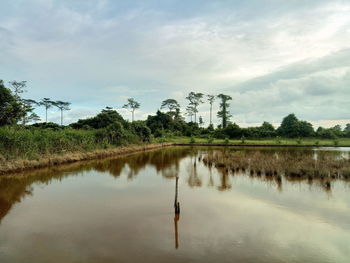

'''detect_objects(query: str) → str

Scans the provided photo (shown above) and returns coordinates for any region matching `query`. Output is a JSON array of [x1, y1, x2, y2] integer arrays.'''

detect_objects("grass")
[[156, 136, 350, 146], [201, 150, 350, 184]]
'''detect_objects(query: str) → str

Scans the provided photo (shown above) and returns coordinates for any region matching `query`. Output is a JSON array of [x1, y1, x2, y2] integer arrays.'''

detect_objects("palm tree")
[[39, 98, 54, 123], [54, 100, 71, 125], [122, 98, 140, 122], [207, 95, 215, 126]]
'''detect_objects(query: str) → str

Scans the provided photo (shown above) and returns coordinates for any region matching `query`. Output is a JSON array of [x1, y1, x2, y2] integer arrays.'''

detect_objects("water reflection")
[[0, 146, 350, 263]]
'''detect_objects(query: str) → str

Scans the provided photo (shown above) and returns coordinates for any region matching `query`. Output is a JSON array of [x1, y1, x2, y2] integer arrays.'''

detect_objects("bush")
[[190, 137, 196, 144], [275, 136, 281, 145], [224, 137, 230, 144], [207, 136, 214, 143]]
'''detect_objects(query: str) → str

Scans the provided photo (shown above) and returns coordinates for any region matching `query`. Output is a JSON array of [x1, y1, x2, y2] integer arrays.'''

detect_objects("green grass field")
[[156, 136, 350, 146]]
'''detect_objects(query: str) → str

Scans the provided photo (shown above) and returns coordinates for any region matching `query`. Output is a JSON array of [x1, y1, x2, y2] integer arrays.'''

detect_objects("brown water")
[[0, 146, 350, 263]]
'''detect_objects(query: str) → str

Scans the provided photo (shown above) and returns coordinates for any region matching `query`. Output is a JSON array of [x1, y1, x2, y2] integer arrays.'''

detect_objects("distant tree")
[[277, 114, 314, 138], [21, 99, 38, 124], [9, 80, 27, 99], [186, 92, 204, 123], [28, 112, 41, 123], [123, 98, 140, 122], [277, 114, 300, 138], [217, 94, 232, 128], [344, 124, 350, 138], [298, 120, 315, 137], [70, 108, 126, 129], [0, 80, 22, 126], [39, 98, 54, 123], [223, 122, 241, 139], [160, 99, 180, 119], [54, 100, 71, 125], [199, 116, 204, 127], [186, 105, 195, 122], [207, 95, 215, 126]]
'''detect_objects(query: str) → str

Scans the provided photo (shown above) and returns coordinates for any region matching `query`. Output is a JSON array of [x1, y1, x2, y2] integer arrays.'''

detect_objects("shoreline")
[[175, 143, 350, 147], [1, 142, 349, 175], [0, 143, 174, 175]]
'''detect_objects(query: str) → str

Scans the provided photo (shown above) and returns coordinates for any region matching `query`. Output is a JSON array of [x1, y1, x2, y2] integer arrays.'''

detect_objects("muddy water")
[[0, 146, 349, 263]]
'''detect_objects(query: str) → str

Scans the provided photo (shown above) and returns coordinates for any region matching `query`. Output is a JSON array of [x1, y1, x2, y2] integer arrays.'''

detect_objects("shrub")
[[207, 136, 214, 143], [224, 137, 230, 144], [190, 137, 196, 144], [275, 136, 281, 144]]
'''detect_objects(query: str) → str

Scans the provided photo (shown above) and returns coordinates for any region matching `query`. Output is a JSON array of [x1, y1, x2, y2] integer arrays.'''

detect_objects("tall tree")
[[217, 94, 232, 128], [122, 98, 140, 122], [39, 98, 54, 123], [9, 81, 27, 99], [186, 105, 195, 122], [54, 101, 71, 125], [207, 95, 215, 126], [161, 99, 180, 119], [186, 92, 203, 123], [199, 116, 204, 127]]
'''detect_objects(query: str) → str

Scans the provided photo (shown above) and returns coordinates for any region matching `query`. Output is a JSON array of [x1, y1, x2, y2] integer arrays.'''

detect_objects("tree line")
[[0, 80, 71, 125], [1, 79, 349, 139]]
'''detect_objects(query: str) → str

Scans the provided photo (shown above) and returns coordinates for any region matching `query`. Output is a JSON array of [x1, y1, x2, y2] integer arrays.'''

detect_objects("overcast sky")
[[0, 0, 349, 127]]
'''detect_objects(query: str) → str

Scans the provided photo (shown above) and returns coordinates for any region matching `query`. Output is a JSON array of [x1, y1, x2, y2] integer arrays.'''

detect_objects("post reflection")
[[174, 175, 180, 249]]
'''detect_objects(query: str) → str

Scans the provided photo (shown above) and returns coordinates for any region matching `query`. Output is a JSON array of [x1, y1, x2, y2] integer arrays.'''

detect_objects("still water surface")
[[0, 146, 349, 263]]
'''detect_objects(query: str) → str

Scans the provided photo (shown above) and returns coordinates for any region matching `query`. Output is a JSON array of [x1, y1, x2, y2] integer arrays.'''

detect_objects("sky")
[[0, 0, 349, 127]]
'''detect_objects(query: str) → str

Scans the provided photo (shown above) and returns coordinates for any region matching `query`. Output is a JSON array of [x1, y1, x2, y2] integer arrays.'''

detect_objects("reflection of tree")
[[217, 168, 231, 191], [187, 156, 202, 187]]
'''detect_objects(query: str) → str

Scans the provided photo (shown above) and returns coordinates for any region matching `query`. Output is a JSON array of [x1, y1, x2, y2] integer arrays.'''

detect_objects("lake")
[[0, 146, 349, 263]]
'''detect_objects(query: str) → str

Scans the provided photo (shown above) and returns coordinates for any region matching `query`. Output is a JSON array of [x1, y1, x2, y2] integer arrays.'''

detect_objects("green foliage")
[[223, 123, 241, 139], [70, 108, 126, 129], [296, 138, 302, 145], [217, 94, 232, 128], [190, 136, 196, 144], [277, 114, 314, 138], [0, 80, 23, 126], [207, 136, 214, 143], [275, 136, 282, 144], [131, 121, 151, 142], [241, 135, 245, 144], [224, 137, 230, 144], [0, 126, 98, 159]]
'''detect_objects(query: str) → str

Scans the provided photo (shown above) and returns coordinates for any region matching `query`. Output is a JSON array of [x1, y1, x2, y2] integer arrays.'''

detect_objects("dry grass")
[[202, 150, 350, 183]]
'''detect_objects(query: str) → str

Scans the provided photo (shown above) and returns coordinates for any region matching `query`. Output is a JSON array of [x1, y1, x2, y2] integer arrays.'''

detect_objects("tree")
[[160, 99, 180, 119], [277, 114, 299, 138], [199, 116, 204, 127], [186, 105, 195, 122], [21, 99, 38, 124], [277, 114, 314, 138], [54, 101, 71, 125], [0, 80, 23, 126], [207, 95, 215, 126], [217, 94, 232, 128], [123, 98, 140, 122], [186, 92, 204, 123], [39, 98, 54, 123], [9, 80, 27, 99]]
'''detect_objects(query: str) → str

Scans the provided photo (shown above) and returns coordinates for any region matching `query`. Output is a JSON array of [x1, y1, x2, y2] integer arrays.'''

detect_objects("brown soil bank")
[[0, 143, 174, 175]]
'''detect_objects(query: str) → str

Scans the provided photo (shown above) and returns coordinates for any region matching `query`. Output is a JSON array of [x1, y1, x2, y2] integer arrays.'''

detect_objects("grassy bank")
[[158, 136, 350, 146], [0, 126, 172, 174], [0, 142, 173, 174]]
